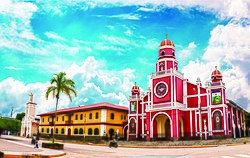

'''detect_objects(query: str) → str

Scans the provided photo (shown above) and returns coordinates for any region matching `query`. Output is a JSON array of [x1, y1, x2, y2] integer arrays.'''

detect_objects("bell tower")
[[21, 93, 37, 138], [156, 34, 178, 73]]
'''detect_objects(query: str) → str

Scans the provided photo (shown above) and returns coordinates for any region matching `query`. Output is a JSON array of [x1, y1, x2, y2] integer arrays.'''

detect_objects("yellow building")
[[38, 102, 128, 139]]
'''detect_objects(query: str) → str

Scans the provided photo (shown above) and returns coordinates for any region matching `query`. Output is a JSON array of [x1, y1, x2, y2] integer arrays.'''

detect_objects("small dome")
[[131, 82, 140, 96], [211, 66, 222, 82], [132, 85, 140, 92], [211, 67, 222, 77], [159, 39, 175, 49]]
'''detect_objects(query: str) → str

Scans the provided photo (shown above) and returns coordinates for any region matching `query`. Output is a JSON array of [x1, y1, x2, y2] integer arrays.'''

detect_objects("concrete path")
[[0, 135, 65, 157], [1, 135, 250, 158]]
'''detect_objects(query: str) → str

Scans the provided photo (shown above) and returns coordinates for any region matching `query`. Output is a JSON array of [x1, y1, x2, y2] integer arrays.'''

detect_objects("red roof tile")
[[37, 102, 128, 116]]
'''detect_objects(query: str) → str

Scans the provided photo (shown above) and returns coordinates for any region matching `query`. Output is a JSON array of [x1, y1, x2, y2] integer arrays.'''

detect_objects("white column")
[[136, 98, 138, 138], [195, 112, 197, 136], [223, 107, 226, 135], [190, 110, 193, 136], [176, 109, 178, 137], [150, 112, 153, 138], [171, 69, 173, 106]]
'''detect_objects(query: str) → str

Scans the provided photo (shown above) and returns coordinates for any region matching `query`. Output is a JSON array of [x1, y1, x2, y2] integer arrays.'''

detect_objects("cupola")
[[131, 82, 140, 96], [211, 66, 222, 82], [158, 34, 175, 59]]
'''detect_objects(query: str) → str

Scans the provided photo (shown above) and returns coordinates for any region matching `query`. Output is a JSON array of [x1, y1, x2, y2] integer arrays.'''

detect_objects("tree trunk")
[[52, 96, 59, 143]]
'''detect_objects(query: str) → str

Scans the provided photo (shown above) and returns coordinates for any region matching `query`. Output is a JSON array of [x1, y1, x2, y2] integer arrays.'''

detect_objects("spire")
[[215, 66, 217, 70], [165, 33, 168, 39]]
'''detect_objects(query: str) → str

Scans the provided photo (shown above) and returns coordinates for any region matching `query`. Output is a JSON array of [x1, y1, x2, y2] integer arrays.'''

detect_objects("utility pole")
[[10, 107, 14, 118]]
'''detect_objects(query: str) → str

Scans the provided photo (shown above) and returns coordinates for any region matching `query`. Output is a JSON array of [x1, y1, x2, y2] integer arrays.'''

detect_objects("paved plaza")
[[0, 135, 250, 158]]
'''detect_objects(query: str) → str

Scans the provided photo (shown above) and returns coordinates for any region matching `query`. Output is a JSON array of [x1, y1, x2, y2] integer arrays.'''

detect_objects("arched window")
[[41, 128, 44, 133], [95, 112, 99, 119], [159, 63, 164, 71], [56, 117, 58, 122], [75, 114, 78, 120], [62, 128, 65, 134], [61, 128, 65, 134], [80, 114, 83, 120], [88, 128, 93, 135], [55, 128, 58, 134], [46, 128, 49, 134], [62, 116, 64, 121], [111, 113, 114, 120], [161, 50, 165, 56], [94, 128, 99, 135], [42, 118, 44, 122], [228, 113, 231, 130], [74, 128, 78, 134], [121, 115, 123, 120], [214, 111, 222, 130], [124, 115, 126, 120], [130, 119, 136, 134], [89, 113, 92, 120], [47, 118, 49, 122], [79, 128, 84, 134]]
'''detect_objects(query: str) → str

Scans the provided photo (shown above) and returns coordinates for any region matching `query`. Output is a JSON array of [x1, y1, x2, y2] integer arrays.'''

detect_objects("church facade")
[[127, 37, 247, 141], [20, 94, 39, 138]]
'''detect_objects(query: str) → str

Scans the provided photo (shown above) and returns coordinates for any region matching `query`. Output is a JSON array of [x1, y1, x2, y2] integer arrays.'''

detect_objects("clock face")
[[154, 82, 168, 98]]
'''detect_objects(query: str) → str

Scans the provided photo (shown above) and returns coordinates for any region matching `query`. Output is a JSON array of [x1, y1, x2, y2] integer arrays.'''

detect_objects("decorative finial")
[[29, 93, 33, 102], [134, 82, 136, 86], [165, 33, 168, 39], [215, 66, 217, 70]]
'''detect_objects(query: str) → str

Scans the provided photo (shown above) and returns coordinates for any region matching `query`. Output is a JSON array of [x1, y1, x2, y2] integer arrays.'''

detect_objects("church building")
[[127, 36, 247, 141], [21, 93, 40, 138]]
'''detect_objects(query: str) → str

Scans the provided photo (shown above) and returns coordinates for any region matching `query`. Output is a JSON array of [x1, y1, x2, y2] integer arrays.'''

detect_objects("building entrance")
[[155, 114, 171, 140]]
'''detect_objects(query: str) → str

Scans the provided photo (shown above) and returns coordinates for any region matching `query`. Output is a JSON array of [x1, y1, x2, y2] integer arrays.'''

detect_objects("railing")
[[151, 69, 184, 78], [205, 81, 225, 87], [65, 120, 73, 124], [152, 103, 172, 109]]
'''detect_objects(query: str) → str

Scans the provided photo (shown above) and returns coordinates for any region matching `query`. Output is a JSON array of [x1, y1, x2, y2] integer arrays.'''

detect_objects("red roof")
[[160, 39, 175, 47], [38, 102, 128, 116], [211, 69, 222, 76]]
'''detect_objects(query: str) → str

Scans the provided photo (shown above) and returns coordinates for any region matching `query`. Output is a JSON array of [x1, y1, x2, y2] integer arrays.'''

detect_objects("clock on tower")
[[154, 82, 168, 98]]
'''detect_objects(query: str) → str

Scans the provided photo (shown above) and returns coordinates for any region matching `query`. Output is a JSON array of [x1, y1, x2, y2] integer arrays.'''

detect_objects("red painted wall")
[[176, 77, 183, 103]]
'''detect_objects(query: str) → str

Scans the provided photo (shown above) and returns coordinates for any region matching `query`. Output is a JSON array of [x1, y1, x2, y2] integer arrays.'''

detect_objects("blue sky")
[[0, 0, 249, 116]]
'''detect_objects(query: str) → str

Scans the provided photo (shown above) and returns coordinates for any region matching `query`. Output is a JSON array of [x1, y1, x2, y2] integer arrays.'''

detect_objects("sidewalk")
[[0, 137, 65, 158]]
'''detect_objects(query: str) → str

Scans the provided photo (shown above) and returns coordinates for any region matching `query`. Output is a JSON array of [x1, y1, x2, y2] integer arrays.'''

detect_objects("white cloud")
[[178, 41, 197, 59], [106, 13, 141, 20], [4, 66, 24, 70], [0, 56, 134, 117], [124, 29, 133, 36], [45, 32, 66, 41], [36, 0, 250, 19], [188, 41, 196, 49], [182, 19, 250, 111], [106, 25, 114, 30]]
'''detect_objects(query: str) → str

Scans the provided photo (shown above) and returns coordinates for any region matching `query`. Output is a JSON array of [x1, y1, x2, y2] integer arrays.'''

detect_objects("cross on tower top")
[[165, 33, 168, 39]]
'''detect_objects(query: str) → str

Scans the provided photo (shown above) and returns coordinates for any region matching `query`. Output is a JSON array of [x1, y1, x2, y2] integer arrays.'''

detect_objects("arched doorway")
[[123, 125, 128, 140], [68, 128, 71, 136], [155, 114, 171, 140], [50, 128, 53, 136], [109, 128, 115, 140]]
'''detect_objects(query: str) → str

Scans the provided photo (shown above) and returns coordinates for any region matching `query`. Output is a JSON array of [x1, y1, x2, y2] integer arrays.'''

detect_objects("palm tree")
[[46, 72, 77, 143]]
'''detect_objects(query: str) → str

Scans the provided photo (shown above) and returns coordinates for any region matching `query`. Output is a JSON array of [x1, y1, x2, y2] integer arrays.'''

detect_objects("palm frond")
[[45, 86, 57, 99]]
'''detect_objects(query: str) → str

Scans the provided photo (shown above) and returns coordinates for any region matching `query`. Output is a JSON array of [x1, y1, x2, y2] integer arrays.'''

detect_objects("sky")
[[0, 0, 249, 117]]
